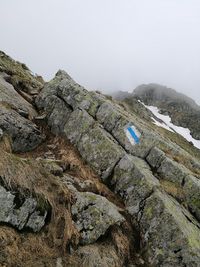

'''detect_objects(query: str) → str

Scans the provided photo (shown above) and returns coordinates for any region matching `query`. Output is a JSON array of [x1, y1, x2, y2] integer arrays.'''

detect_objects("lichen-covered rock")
[[0, 73, 37, 118], [183, 175, 200, 221], [0, 107, 44, 152], [157, 157, 191, 186], [26, 210, 48, 232], [0, 185, 48, 232], [77, 125, 125, 180], [35, 70, 73, 134], [71, 191, 125, 245], [0, 50, 43, 94], [96, 101, 121, 132], [96, 100, 158, 158], [47, 96, 72, 134], [36, 70, 200, 266], [112, 154, 159, 215], [146, 146, 166, 168], [56, 74, 103, 117], [140, 190, 200, 267], [147, 147, 200, 222], [63, 108, 95, 145]]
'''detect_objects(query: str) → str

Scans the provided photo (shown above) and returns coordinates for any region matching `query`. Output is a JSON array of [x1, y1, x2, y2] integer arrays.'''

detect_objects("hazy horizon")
[[1, 0, 200, 103]]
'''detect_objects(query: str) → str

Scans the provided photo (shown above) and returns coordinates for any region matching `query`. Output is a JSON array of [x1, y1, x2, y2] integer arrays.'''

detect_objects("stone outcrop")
[[1, 51, 200, 266], [36, 70, 200, 266], [0, 185, 47, 232], [64, 175, 125, 245], [0, 50, 43, 94], [0, 71, 44, 152], [0, 106, 44, 152]]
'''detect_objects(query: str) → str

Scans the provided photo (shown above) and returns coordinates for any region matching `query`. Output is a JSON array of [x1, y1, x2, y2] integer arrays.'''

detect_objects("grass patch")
[[0, 50, 44, 93]]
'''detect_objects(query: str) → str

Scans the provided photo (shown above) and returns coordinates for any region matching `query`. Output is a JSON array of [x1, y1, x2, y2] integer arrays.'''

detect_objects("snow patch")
[[141, 102, 200, 149]]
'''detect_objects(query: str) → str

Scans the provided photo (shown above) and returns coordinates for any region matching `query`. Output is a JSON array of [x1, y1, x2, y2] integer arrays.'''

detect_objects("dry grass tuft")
[[18, 133, 124, 208], [0, 128, 125, 265], [0, 147, 79, 266]]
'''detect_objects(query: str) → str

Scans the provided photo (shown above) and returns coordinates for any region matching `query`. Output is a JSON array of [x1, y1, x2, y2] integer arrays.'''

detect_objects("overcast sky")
[[1, 0, 200, 103]]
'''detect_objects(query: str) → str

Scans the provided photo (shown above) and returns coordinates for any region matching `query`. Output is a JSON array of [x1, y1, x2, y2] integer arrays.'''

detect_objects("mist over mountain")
[[113, 83, 200, 140], [1, 0, 200, 104]]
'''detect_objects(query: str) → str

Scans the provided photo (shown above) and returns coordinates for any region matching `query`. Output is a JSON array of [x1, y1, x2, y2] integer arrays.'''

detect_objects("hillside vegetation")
[[0, 52, 200, 267]]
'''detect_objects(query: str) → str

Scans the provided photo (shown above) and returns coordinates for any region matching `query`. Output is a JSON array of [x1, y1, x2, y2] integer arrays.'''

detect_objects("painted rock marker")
[[125, 125, 141, 145]]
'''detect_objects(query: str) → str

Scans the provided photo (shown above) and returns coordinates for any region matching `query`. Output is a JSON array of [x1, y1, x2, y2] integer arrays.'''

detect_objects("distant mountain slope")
[[113, 83, 200, 140]]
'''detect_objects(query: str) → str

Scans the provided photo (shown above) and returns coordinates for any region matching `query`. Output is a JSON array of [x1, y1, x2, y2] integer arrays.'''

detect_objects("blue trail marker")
[[125, 125, 141, 145]]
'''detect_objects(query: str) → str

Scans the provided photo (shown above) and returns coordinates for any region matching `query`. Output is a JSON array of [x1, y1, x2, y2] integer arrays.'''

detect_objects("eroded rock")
[[71, 190, 125, 245], [140, 190, 200, 267], [0, 107, 44, 152], [0, 185, 48, 232]]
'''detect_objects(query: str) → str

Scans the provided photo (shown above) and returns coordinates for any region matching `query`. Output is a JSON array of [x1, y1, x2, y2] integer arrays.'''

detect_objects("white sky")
[[0, 0, 200, 103]]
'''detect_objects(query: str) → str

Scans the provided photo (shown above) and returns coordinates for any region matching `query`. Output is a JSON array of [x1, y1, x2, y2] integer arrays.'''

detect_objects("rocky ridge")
[[116, 83, 200, 140], [0, 52, 200, 266]]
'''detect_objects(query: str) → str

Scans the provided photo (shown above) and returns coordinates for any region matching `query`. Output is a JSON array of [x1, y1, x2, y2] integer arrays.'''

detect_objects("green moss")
[[87, 194, 98, 202], [145, 206, 153, 218], [0, 50, 43, 93]]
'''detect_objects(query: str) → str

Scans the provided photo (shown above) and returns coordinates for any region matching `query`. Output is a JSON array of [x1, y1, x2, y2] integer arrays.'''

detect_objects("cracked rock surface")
[[36, 70, 200, 266], [0, 185, 47, 232], [65, 175, 125, 245]]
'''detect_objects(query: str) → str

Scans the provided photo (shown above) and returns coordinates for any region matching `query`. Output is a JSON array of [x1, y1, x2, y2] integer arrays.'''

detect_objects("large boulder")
[[0, 73, 44, 152], [112, 154, 159, 215], [0, 106, 44, 152], [147, 147, 200, 222], [63, 108, 95, 145], [0, 73, 37, 118], [64, 175, 125, 245], [0, 185, 48, 232], [71, 190, 125, 245], [140, 190, 200, 267], [77, 125, 125, 180]]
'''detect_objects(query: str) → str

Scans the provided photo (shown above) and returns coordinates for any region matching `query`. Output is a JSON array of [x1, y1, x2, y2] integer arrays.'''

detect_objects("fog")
[[1, 0, 200, 103]]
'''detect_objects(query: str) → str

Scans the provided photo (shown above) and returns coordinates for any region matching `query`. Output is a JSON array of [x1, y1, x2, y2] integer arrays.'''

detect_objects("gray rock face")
[[183, 175, 200, 221], [112, 154, 159, 215], [146, 146, 166, 168], [0, 107, 44, 152], [63, 174, 125, 246], [36, 70, 200, 266], [77, 125, 125, 180], [157, 157, 190, 186], [47, 96, 72, 135], [35, 70, 73, 134], [0, 73, 37, 118], [64, 109, 125, 180], [71, 190, 125, 245], [140, 190, 200, 267], [0, 185, 48, 232], [147, 146, 200, 222], [63, 109, 95, 145], [0, 73, 44, 152]]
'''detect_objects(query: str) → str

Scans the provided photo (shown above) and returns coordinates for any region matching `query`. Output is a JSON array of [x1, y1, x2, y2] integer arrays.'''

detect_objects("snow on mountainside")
[[142, 102, 200, 149]]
